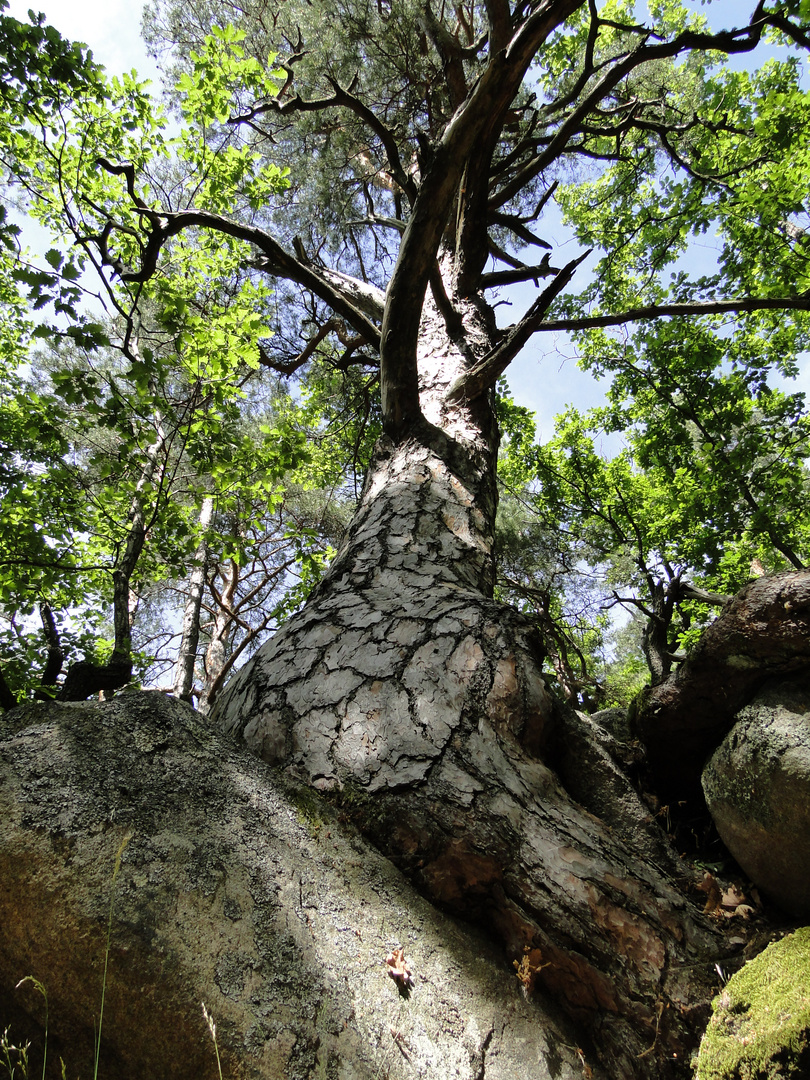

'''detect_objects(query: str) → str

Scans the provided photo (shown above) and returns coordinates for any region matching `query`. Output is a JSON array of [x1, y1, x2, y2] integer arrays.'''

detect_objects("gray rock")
[[0, 691, 583, 1080], [590, 707, 632, 743], [702, 676, 810, 918]]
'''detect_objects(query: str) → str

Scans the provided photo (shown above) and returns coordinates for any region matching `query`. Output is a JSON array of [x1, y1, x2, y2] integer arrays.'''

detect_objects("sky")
[[8, 0, 160, 81], [6, 0, 809, 440]]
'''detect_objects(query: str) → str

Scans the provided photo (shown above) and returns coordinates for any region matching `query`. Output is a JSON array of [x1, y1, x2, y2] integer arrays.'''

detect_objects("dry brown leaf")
[[731, 904, 755, 920], [385, 947, 414, 990], [721, 883, 747, 909], [697, 871, 722, 914]]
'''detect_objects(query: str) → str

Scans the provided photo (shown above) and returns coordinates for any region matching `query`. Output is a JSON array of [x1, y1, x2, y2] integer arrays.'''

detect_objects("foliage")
[[4, 0, 810, 706], [502, 358, 810, 690], [0, 10, 329, 704]]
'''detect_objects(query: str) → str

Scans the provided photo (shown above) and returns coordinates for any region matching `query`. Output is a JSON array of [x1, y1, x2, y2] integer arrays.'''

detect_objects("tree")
[[6, 0, 810, 1075], [0, 12, 317, 705]]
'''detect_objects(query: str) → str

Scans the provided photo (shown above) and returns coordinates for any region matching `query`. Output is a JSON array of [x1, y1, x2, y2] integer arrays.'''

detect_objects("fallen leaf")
[[697, 871, 722, 915], [721, 883, 747, 910], [386, 947, 414, 990]]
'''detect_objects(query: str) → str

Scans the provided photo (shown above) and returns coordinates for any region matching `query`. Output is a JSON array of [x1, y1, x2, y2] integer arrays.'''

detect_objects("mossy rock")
[[696, 927, 810, 1079]]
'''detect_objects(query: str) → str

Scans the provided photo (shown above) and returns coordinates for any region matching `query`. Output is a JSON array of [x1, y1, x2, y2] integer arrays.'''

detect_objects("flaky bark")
[[214, 288, 722, 1078]]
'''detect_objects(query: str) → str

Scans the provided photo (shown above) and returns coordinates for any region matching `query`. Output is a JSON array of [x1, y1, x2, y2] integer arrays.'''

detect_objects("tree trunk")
[[199, 556, 241, 715], [59, 413, 167, 702], [173, 495, 214, 703], [213, 293, 722, 1078]]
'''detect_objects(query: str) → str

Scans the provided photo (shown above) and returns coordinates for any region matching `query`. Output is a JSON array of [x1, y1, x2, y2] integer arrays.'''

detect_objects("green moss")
[[288, 786, 325, 836], [696, 928, 810, 1080]]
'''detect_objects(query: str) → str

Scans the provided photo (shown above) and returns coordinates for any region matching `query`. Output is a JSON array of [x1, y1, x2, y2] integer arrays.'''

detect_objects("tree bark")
[[213, 289, 723, 1078], [173, 495, 214, 703]]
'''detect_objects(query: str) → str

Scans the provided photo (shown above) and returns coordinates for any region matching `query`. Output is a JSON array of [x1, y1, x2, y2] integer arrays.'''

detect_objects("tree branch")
[[38, 602, 64, 689], [381, 0, 584, 433], [480, 254, 558, 287], [678, 582, 731, 607], [490, 14, 775, 210], [229, 78, 418, 203], [94, 160, 383, 350], [536, 293, 810, 333], [445, 250, 590, 401]]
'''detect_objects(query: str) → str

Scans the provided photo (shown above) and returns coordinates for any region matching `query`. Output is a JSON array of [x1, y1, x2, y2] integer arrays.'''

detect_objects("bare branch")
[[536, 293, 810, 333], [229, 78, 418, 203], [678, 583, 731, 607], [491, 15, 775, 210], [489, 210, 553, 248], [484, 0, 512, 56], [445, 250, 590, 401], [94, 159, 383, 349], [480, 254, 558, 287]]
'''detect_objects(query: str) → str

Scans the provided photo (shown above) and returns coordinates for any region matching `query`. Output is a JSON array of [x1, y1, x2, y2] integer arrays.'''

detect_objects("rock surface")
[[702, 676, 810, 919], [0, 691, 586, 1080], [635, 570, 810, 797], [696, 927, 810, 1079]]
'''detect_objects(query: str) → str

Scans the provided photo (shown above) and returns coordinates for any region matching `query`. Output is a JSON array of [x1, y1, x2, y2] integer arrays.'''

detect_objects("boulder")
[[635, 570, 810, 797], [696, 927, 810, 1080], [0, 691, 585, 1080], [590, 706, 633, 744], [702, 676, 810, 918]]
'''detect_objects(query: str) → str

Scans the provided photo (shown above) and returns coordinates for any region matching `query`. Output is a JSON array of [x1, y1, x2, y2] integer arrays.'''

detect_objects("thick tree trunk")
[[214, 295, 723, 1077]]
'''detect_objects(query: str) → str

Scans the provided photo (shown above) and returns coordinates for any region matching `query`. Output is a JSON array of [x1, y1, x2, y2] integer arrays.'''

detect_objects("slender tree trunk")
[[198, 556, 241, 715], [173, 495, 214, 702], [60, 416, 166, 701], [214, 290, 721, 1078], [37, 603, 64, 691]]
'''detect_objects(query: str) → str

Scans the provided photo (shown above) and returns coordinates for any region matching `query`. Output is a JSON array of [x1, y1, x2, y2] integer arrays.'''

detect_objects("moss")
[[287, 786, 325, 837], [696, 928, 810, 1080]]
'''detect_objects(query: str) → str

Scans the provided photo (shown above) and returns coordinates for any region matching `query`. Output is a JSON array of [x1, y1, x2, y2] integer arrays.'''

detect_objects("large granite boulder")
[[0, 692, 584, 1080], [702, 676, 810, 918], [636, 570, 810, 797]]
